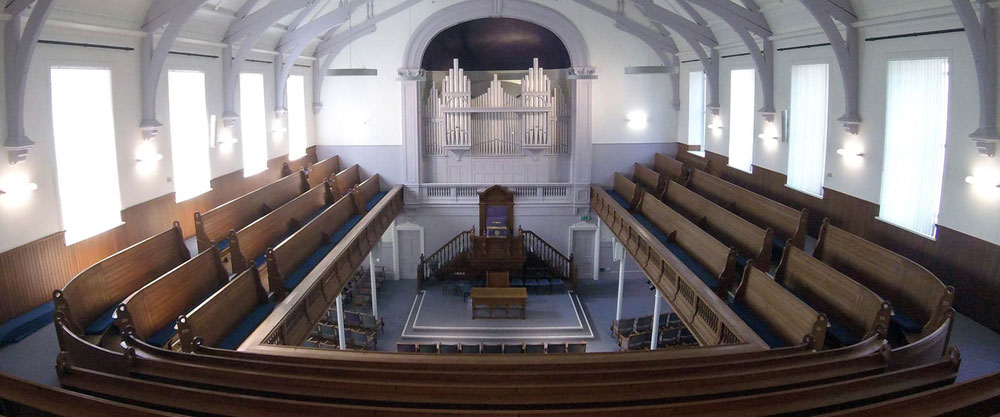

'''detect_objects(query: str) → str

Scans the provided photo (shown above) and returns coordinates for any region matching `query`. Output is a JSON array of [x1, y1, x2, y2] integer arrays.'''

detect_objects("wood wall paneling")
[[0, 147, 318, 324]]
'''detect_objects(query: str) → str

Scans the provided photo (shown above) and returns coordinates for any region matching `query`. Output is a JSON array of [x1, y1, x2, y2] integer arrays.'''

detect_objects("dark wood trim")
[[678, 144, 1000, 333], [0, 148, 318, 324]]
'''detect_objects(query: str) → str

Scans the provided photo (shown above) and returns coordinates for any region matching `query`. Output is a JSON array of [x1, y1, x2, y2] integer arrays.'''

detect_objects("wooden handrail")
[[417, 228, 474, 291], [520, 228, 577, 290]]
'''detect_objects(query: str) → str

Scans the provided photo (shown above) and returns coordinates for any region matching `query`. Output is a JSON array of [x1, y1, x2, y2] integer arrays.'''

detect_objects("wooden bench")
[[662, 180, 773, 269], [633, 163, 665, 197], [653, 152, 688, 184], [280, 154, 317, 179], [266, 195, 362, 299], [688, 168, 808, 252], [775, 245, 892, 348], [177, 267, 274, 352], [350, 174, 387, 214], [0, 371, 176, 417], [115, 248, 230, 350], [608, 172, 642, 210], [814, 219, 955, 342], [634, 190, 739, 297], [195, 170, 309, 253], [52, 223, 190, 338], [675, 149, 711, 173], [304, 155, 342, 188], [229, 181, 336, 273], [732, 266, 827, 350], [331, 164, 361, 196], [820, 366, 1000, 417]]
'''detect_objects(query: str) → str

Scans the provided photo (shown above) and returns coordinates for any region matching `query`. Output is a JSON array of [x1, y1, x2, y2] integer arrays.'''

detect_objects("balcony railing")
[[419, 183, 573, 205]]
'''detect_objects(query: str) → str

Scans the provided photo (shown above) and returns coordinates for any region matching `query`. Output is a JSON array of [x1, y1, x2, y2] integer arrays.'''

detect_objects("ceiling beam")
[[3, 0, 53, 159], [799, 0, 861, 133], [951, 0, 999, 156]]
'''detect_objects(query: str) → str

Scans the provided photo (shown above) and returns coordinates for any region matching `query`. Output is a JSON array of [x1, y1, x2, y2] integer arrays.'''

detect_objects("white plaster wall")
[[0, 25, 317, 252], [316, 0, 678, 148]]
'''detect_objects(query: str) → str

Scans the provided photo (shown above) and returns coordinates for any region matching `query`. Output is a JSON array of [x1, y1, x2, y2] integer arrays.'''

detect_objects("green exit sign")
[[581, 216, 591, 221]]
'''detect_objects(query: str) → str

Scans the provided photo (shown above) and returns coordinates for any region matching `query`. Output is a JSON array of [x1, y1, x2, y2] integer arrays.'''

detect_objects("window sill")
[[874, 216, 938, 241], [784, 184, 824, 200], [728, 164, 753, 174], [176, 188, 214, 203]]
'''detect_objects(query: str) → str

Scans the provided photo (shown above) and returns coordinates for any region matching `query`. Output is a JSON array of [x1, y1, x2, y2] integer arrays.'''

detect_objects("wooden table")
[[470, 287, 527, 319]]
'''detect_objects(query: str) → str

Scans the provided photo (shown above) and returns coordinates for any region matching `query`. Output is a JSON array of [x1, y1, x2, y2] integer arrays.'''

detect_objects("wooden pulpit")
[[486, 271, 510, 287]]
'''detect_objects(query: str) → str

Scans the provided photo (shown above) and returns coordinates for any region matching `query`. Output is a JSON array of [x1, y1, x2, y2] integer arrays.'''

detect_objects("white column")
[[336, 293, 346, 350], [651, 290, 662, 350], [569, 72, 595, 210], [369, 253, 379, 319], [593, 217, 602, 280], [398, 71, 424, 203], [615, 241, 625, 321]]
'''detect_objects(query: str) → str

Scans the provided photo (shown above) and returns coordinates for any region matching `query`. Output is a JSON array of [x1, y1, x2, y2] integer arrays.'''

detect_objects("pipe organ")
[[423, 59, 571, 158]]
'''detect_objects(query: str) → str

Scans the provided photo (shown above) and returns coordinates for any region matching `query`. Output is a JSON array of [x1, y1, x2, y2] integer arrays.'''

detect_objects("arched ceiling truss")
[[951, 0, 998, 157], [799, 0, 861, 134], [3, 0, 53, 162]]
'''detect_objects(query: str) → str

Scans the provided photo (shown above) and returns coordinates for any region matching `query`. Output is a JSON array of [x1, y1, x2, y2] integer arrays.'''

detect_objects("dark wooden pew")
[[305, 155, 342, 188], [633, 163, 666, 197], [228, 181, 336, 273], [732, 266, 827, 350], [653, 152, 688, 184], [177, 267, 273, 352], [662, 180, 773, 269], [266, 194, 362, 299], [775, 245, 893, 348], [52, 223, 190, 339], [0, 371, 178, 417], [814, 219, 955, 343], [634, 190, 739, 297], [608, 172, 642, 210], [194, 170, 309, 253], [331, 164, 361, 196], [687, 168, 808, 252], [351, 174, 387, 214], [115, 248, 230, 350], [675, 149, 711, 173], [821, 367, 1000, 417], [279, 154, 317, 179]]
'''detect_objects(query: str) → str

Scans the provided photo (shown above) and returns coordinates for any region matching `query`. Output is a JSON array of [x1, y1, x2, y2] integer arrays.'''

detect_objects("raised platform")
[[400, 285, 594, 342]]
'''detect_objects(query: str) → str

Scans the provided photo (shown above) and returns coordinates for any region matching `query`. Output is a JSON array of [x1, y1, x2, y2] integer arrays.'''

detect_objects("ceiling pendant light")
[[327, 6, 378, 77]]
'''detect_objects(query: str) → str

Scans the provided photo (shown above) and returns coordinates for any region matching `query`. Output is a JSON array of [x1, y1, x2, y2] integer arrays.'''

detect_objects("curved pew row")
[[194, 169, 309, 255], [228, 180, 336, 273], [687, 168, 808, 253], [815, 219, 955, 344], [633, 162, 666, 197], [820, 367, 1000, 417], [252, 186, 404, 347], [732, 266, 827, 350], [54, 348, 960, 416], [52, 223, 190, 340], [775, 245, 892, 349], [653, 152, 688, 184], [282, 155, 340, 188], [115, 248, 232, 350], [661, 180, 773, 269], [331, 163, 361, 196], [0, 371, 178, 417], [177, 267, 273, 352], [591, 185, 766, 348], [352, 174, 387, 214]]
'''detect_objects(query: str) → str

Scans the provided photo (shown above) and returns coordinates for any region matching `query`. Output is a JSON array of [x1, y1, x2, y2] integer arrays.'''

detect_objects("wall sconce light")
[[836, 148, 864, 158], [965, 175, 1000, 189], [0, 180, 38, 197], [626, 111, 648, 131], [272, 112, 287, 140], [7, 149, 28, 165], [218, 117, 239, 146], [136, 142, 163, 164]]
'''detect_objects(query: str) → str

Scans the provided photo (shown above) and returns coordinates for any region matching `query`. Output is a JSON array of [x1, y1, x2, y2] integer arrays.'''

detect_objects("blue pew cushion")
[[147, 321, 178, 347], [216, 238, 230, 252], [735, 255, 749, 269], [891, 311, 923, 334], [217, 302, 276, 350], [84, 304, 118, 335], [632, 213, 719, 289], [365, 191, 388, 212], [283, 214, 363, 292], [605, 189, 631, 209], [729, 302, 788, 348], [826, 323, 861, 348], [0, 302, 54, 345]]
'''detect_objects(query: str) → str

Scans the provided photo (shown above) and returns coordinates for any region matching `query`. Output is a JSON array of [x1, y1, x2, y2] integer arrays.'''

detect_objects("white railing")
[[419, 183, 574, 205]]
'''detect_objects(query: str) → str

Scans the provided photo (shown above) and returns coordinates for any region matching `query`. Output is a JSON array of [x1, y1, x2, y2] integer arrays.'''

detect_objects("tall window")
[[50, 67, 123, 245], [786, 64, 830, 197], [286, 75, 308, 161], [168, 70, 212, 202], [728, 69, 756, 172], [880, 58, 950, 238], [687, 71, 707, 150], [240, 72, 268, 177]]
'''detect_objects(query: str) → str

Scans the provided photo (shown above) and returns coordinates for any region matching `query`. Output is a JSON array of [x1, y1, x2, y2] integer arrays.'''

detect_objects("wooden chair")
[[776, 245, 892, 348], [53, 222, 189, 338], [460, 343, 481, 354], [653, 152, 688, 184], [176, 267, 274, 353], [547, 343, 568, 353], [732, 266, 828, 350], [567, 342, 587, 353], [503, 343, 525, 354], [524, 343, 545, 354], [229, 180, 336, 273], [115, 248, 230, 350], [662, 179, 773, 269], [482, 344, 502, 354], [195, 170, 309, 254], [687, 168, 808, 252], [396, 342, 416, 353], [416, 343, 438, 353], [438, 343, 459, 354], [814, 219, 955, 342]]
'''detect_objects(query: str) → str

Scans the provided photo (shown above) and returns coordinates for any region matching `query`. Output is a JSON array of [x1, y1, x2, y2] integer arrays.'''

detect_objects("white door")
[[397, 230, 421, 279], [571, 229, 596, 280]]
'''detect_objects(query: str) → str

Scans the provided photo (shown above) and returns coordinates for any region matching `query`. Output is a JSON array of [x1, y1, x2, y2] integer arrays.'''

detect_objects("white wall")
[[317, 0, 678, 147], [0, 24, 317, 252]]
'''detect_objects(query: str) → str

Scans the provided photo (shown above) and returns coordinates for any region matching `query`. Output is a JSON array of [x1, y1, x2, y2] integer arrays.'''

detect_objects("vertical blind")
[[728, 69, 756, 172], [687, 71, 706, 149], [287, 75, 308, 161], [879, 57, 950, 238], [167, 70, 212, 202], [786, 64, 830, 197], [240, 72, 269, 177], [50, 67, 123, 245]]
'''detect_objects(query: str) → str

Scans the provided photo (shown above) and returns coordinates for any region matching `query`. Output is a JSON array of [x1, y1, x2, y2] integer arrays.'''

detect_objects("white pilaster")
[[651, 290, 662, 350], [336, 293, 346, 350], [593, 217, 602, 280], [615, 240, 625, 321], [570, 71, 596, 210], [398, 70, 425, 203], [369, 252, 379, 319]]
